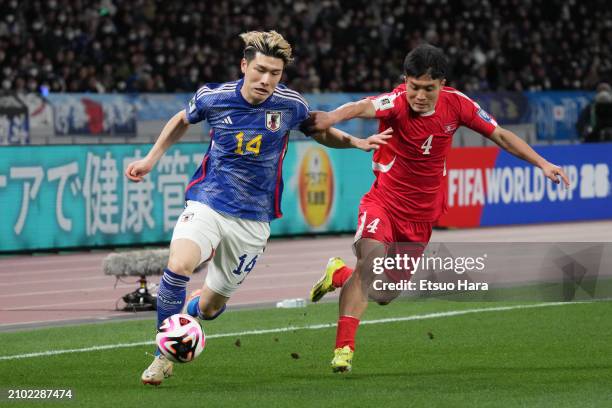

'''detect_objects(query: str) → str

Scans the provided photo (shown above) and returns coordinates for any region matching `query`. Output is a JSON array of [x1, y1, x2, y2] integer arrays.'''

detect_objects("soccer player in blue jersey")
[[125, 31, 391, 386]]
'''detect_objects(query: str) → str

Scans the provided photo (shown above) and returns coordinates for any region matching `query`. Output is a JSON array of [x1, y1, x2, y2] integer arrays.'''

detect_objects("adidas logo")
[[222, 116, 233, 125]]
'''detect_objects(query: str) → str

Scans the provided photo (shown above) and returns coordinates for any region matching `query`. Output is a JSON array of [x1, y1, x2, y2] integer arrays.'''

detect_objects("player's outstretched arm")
[[311, 127, 392, 151], [488, 126, 570, 187], [125, 110, 191, 182], [308, 99, 377, 131]]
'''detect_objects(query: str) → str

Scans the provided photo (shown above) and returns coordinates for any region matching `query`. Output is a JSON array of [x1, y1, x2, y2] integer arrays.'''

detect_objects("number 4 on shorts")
[[366, 218, 380, 233]]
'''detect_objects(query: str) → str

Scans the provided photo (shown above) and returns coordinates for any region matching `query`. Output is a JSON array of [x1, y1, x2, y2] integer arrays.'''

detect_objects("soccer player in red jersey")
[[307, 44, 571, 372]]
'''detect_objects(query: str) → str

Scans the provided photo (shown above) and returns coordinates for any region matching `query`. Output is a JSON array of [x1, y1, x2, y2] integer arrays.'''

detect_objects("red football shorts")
[[354, 201, 433, 244], [353, 199, 434, 283]]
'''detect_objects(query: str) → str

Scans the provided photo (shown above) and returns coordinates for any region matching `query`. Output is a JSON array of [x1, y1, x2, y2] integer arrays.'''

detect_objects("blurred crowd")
[[0, 0, 610, 94]]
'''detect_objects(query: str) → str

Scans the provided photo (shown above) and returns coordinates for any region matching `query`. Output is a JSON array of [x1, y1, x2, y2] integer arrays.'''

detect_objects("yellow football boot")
[[331, 345, 353, 373], [310, 257, 346, 302]]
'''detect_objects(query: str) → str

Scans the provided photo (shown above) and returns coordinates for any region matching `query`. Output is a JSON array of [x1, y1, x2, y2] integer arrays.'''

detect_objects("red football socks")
[[335, 315, 360, 351], [332, 266, 353, 288]]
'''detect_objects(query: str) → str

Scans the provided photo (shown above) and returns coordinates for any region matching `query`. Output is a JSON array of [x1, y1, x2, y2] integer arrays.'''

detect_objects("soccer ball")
[[156, 314, 205, 363]]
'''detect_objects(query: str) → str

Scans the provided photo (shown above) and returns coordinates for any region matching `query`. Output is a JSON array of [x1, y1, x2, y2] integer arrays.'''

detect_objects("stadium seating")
[[0, 0, 609, 94]]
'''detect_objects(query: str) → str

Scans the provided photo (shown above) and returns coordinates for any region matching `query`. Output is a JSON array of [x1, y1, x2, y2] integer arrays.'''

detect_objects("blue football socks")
[[156, 268, 190, 328], [155, 268, 190, 356], [187, 296, 226, 320]]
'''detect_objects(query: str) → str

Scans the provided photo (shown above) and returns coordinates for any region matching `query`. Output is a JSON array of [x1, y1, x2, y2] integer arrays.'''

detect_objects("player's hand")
[[356, 128, 393, 152], [541, 161, 570, 187], [125, 159, 154, 182], [306, 111, 335, 132]]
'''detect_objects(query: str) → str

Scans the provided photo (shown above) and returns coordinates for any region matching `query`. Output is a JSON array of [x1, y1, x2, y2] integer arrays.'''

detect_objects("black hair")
[[403, 44, 448, 79]]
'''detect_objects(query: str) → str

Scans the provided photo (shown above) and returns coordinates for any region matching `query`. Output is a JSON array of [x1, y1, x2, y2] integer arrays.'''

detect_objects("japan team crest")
[[266, 111, 282, 131], [180, 212, 194, 223]]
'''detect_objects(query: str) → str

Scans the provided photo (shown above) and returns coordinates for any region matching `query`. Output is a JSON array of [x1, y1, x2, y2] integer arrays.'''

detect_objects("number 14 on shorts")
[[232, 254, 259, 276]]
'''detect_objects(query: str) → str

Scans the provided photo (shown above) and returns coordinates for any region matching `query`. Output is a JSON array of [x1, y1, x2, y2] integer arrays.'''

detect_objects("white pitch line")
[[0, 266, 102, 278], [0, 275, 113, 287], [0, 284, 136, 299], [0, 300, 598, 362], [0, 256, 108, 270]]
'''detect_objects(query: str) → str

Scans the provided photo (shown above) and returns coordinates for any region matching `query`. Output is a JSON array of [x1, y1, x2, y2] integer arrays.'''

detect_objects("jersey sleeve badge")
[[372, 94, 397, 111], [477, 107, 498, 126]]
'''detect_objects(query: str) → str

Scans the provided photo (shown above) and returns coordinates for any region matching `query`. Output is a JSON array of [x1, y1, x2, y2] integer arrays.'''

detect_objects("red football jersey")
[[365, 84, 497, 222]]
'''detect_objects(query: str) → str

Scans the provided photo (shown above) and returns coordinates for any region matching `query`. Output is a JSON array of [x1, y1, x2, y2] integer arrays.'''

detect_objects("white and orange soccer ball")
[[156, 314, 205, 363]]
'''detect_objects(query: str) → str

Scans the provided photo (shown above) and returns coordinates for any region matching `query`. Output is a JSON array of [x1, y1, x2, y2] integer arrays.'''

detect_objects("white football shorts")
[[171, 200, 270, 297]]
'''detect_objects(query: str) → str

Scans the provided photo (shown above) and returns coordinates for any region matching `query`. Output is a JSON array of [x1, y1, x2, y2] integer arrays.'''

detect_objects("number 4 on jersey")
[[421, 134, 434, 155]]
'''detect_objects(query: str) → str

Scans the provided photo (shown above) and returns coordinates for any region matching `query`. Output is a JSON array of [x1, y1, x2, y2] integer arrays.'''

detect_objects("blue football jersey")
[[184, 78, 310, 222]]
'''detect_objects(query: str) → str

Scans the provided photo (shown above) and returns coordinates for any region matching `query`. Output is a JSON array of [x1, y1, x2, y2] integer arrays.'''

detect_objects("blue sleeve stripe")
[[275, 86, 305, 99], [274, 88, 309, 107], [197, 86, 235, 98], [197, 84, 236, 99], [197, 83, 235, 95], [273, 92, 309, 111], [278, 88, 308, 105], [196, 80, 239, 95], [195, 88, 236, 104]]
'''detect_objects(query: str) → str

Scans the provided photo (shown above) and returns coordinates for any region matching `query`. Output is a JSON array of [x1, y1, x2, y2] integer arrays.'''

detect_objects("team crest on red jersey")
[[266, 111, 282, 131], [443, 123, 458, 133]]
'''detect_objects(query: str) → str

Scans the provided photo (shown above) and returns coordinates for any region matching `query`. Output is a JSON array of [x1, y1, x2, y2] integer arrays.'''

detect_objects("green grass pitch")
[[1, 299, 611, 407]]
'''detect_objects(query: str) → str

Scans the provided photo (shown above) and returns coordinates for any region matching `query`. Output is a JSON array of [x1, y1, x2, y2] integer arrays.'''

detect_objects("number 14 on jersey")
[[235, 132, 262, 156]]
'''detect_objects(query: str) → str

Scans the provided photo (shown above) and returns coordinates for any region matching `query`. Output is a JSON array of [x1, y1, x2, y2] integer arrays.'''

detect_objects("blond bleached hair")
[[240, 30, 293, 65]]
